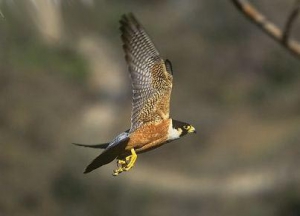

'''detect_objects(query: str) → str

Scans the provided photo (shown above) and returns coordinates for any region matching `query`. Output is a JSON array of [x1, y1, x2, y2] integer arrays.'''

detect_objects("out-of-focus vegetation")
[[1, 1, 300, 216]]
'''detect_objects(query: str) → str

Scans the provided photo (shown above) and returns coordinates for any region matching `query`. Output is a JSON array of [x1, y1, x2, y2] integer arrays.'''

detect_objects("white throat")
[[167, 121, 181, 141]]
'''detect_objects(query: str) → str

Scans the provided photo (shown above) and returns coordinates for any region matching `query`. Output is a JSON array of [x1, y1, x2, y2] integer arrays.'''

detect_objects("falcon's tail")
[[75, 132, 130, 174], [83, 138, 129, 174], [72, 143, 109, 149]]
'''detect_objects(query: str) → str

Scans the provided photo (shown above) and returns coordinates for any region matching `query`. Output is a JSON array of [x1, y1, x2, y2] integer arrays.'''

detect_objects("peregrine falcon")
[[73, 13, 196, 176]]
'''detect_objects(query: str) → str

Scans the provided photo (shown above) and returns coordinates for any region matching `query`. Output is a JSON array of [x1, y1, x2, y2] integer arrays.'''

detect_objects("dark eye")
[[183, 125, 190, 130]]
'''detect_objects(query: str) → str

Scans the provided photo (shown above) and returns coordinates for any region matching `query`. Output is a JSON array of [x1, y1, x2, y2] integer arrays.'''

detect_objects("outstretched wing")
[[120, 13, 173, 132]]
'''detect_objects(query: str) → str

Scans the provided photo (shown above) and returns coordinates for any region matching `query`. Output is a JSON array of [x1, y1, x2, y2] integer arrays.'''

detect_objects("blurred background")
[[1, 0, 300, 215]]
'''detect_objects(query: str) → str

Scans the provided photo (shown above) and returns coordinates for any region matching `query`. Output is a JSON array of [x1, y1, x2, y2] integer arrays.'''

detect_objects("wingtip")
[[71, 142, 109, 149], [72, 143, 84, 147], [121, 12, 135, 20], [119, 12, 140, 32], [83, 166, 92, 174]]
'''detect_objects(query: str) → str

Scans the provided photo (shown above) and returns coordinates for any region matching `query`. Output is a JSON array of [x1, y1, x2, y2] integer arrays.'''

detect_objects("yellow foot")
[[112, 148, 138, 176], [112, 159, 126, 176], [123, 148, 137, 171], [112, 167, 122, 176]]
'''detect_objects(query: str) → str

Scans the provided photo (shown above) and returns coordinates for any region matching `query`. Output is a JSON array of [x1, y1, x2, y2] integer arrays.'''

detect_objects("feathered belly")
[[125, 119, 171, 154]]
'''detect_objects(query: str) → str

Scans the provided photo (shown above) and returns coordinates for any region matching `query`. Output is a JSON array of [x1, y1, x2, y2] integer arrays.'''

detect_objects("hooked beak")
[[188, 126, 196, 134]]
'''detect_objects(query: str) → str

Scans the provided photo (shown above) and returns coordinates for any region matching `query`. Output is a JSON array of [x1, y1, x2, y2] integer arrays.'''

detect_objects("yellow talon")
[[112, 149, 137, 176], [123, 148, 137, 171], [118, 159, 126, 165], [112, 167, 123, 176], [125, 155, 131, 163], [112, 159, 126, 176]]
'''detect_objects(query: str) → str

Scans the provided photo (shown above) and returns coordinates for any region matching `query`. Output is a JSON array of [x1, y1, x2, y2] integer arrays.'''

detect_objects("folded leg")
[[112, 148, 137, 176]]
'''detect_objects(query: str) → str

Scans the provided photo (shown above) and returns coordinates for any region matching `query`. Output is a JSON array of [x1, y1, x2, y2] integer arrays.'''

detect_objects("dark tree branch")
[[232, 0, 300, 59], [283, 0, 300, 44]]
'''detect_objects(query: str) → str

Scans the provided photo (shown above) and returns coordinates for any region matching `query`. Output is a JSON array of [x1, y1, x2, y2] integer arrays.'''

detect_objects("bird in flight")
[[73, 13, 196, 176]]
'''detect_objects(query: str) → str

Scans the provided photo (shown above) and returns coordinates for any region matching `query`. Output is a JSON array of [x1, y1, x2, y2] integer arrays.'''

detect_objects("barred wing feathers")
[[120, 13, 173, 132]]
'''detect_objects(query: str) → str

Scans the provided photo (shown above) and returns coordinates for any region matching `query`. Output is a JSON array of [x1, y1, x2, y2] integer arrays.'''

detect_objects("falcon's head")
[[168, 119, 196, 141]]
